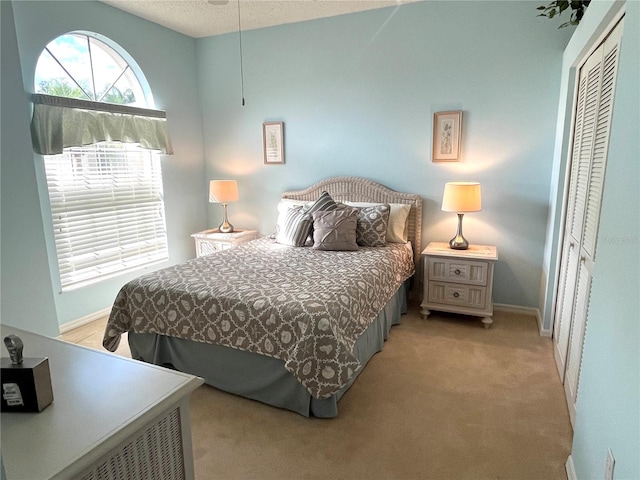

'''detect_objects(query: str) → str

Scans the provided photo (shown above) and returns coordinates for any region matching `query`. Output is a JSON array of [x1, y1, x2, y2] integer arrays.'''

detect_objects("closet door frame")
[[552, 12, 625, 427], [549, 4, 626, 343]]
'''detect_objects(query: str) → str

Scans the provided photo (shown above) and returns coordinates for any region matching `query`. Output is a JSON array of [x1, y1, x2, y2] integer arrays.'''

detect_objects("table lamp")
[[441, 182, 481, 250], [209, 180, 239, 233]]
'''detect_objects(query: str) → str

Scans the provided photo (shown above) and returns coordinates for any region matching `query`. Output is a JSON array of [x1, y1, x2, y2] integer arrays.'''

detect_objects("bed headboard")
[[282, 176, 423, 266]]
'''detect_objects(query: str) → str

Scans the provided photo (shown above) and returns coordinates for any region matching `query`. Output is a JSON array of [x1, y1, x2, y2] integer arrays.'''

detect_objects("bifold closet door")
[[553, 18, 623, 427], [553, 48, 600, 383]]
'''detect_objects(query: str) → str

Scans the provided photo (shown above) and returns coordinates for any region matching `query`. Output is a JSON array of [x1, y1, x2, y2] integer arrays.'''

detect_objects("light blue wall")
[[5, 0, 207, 330], [561, 1, 639, 478], [1, 0, 58, 337], [4, 0, 574, 329], [197, 1, 572, 309]]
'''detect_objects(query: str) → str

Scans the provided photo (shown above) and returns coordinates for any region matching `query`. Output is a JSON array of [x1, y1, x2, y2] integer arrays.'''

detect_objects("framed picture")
[[263, 122, 284, 164], [432, 110, 462, 162]]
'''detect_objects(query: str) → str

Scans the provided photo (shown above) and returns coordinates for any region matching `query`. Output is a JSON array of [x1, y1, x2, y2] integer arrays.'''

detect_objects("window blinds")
[[45, 142, 168, 289]]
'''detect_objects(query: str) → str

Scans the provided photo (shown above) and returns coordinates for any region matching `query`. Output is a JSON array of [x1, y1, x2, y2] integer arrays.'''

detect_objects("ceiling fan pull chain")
[[237, 0, 245, 106]]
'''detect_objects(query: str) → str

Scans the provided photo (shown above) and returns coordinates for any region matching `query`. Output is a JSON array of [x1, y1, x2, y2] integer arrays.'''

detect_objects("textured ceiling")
[[99, 0, 420, 38]]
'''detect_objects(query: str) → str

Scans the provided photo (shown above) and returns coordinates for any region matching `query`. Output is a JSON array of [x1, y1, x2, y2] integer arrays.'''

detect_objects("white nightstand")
[[191, 229, 258, 257], [420, 242, 498, 328]]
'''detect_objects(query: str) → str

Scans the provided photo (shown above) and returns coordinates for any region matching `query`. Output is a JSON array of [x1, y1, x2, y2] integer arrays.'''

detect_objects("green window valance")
[[31, 94, 174, 155]]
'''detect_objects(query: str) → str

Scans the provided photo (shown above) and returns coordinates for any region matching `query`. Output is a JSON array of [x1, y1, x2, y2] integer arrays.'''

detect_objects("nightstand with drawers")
[[420, 242, 498, 328], [191, 229, 258, 257]]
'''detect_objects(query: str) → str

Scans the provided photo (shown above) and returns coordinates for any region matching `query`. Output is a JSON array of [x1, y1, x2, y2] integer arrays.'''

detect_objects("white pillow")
[[277, 198, 310, 213], [343, 201, 411, 243]]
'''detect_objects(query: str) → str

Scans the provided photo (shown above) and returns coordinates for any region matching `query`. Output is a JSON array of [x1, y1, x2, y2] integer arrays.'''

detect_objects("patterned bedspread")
[[103, 237, 414, 399]]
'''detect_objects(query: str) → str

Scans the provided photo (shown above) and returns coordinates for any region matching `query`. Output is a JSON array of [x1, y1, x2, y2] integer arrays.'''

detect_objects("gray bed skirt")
[[128, 283, 408, 418]]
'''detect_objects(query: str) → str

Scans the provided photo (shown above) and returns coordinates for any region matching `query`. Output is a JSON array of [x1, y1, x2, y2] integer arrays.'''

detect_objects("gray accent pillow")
[[275, 206, 313, 247], [312, 209, 358, 251], [355, 204, 390, 247], [344, 201, 411, 243]]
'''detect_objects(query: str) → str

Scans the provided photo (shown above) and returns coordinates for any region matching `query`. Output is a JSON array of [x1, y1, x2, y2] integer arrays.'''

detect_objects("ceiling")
[[99, 0, 420, 38]]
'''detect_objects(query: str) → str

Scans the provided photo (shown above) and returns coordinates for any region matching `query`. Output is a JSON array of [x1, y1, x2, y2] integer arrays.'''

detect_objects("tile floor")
[[58, 317, 131, 358]]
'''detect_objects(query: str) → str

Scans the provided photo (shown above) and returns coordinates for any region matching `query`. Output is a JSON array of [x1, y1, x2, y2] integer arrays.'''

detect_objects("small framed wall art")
[[432, 110, 462, 162], [263, 121, 285, 164]]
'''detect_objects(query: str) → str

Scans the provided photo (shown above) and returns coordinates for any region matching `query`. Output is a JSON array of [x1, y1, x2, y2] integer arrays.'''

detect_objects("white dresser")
[[0, 326, 203, 480], [420, 242, 498, 328]]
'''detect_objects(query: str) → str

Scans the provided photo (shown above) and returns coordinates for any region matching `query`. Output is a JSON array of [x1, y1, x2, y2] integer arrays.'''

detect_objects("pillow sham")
[[344, 201, 411, 243], [354, 204, 390, 247], [312, 209, 358, 251], [275, 206, 313, 247]]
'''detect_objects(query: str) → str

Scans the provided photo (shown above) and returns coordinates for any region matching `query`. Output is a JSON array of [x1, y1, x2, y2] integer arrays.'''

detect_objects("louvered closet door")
[[553, 50, 601, 381], [552, 18, 623, 428]]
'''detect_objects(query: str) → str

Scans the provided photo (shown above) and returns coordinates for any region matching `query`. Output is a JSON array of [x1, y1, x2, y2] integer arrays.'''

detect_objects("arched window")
[[35, 32, 146, 106], [34, 32, 172, 290]]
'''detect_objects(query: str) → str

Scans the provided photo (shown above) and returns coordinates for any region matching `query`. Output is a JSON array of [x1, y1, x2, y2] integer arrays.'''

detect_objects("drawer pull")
[[454, 269, 461, 275], [453, 292, 460, 298]]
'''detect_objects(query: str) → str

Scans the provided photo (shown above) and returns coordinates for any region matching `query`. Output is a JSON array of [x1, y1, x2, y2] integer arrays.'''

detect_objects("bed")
[[103, 176, 422, 417]]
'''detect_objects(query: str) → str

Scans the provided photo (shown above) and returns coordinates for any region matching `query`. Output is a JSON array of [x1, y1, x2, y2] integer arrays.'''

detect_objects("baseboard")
[[58, 307, 112, 334], [493, 303, 551, 337], [565, 455, 577, 480]]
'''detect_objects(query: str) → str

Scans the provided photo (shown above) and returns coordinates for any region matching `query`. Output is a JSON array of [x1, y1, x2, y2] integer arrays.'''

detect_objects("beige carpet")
[[62, 304, 572, 480]]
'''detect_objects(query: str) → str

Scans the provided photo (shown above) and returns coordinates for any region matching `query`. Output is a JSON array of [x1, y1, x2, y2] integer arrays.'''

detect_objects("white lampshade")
[[209, 180, 239, 203], [441, 182, 482, 213]]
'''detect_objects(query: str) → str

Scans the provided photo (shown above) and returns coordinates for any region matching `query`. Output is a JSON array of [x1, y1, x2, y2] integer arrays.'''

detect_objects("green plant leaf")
[[537, 0, 590, 27]]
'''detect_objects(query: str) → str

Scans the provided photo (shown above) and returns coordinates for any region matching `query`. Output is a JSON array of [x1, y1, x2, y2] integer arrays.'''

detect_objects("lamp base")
[[449, 235, 469, 250], [449, 213, 469, 250], [218, 203, 234, 233], [218, 222, 234, 233]]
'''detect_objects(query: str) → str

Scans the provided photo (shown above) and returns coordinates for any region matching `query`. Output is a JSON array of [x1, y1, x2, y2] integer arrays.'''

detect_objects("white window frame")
[[34, 32, 170, 291]]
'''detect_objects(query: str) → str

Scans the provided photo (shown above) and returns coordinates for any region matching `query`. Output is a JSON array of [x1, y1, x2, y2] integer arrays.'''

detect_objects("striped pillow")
[[275, 206, 313, 247], [306, 191, 338, 216]]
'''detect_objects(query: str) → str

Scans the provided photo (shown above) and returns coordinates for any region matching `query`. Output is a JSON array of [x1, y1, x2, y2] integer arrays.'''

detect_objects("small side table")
[[420, 242, 498, 328], [191, 229, 258, 257]]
